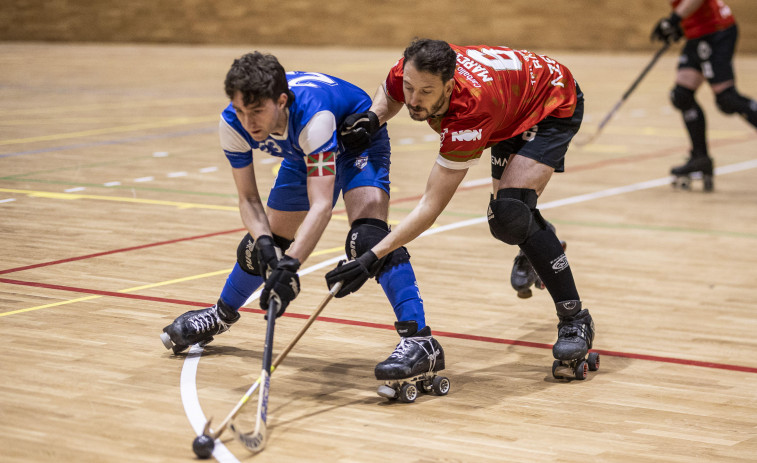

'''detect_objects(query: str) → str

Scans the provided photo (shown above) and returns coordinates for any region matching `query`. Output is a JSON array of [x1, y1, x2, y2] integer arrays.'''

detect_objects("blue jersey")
[[219, 71, 372, 168]]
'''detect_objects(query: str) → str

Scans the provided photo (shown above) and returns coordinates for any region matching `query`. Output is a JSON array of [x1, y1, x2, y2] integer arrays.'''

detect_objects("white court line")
[[181, 158, 757, 462]]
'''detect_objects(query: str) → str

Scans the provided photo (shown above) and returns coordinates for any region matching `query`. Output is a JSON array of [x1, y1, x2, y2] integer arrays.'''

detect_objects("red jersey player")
[[652, 0, 757, 191], [326, 39, 598, 382]]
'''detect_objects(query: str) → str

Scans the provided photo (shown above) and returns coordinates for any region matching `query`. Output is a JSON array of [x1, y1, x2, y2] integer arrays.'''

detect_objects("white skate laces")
[[389, 335, 437, 373], [188, 306, 231, 335]]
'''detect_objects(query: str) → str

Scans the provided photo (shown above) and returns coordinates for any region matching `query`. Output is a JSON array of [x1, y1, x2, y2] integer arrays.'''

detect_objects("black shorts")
[[491, 84, 584, 179], [678, 24, 738, 84]]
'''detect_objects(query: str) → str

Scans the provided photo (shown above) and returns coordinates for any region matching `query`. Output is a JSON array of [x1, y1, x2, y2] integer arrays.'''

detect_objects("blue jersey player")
[[161, 52, 445, 391]]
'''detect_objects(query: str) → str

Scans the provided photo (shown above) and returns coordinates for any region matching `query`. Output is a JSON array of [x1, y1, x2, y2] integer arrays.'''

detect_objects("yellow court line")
[[0, 115, 217, 146], [0, 97, 222, 117], [0, 295, 102, 317], [0, 246, 346, 317], [0, 188, 396, 226], [0, 187, 238, 211]]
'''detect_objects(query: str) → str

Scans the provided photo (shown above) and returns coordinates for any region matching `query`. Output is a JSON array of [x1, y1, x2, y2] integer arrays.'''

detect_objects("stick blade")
[[230, 420, 268, 454]]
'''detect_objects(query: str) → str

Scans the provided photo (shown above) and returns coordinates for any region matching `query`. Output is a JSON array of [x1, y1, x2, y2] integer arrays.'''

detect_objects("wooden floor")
[[2, 43, 757, 462]]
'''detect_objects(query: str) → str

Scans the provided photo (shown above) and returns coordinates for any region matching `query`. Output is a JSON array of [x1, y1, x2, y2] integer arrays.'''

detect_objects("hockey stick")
[[575, 42, 670, 147], [198, 282, 341, 454], [228, 296, 278, 453]]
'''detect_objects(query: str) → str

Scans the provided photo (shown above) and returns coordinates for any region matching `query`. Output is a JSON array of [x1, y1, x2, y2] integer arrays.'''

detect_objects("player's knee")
[[345, 218, 409, 277], [236, 233, 293, 275], [487, 188, 544, 245], [715, 87, 751, 115], [670, 85, 696, 111], [345, 218, 389, 260]]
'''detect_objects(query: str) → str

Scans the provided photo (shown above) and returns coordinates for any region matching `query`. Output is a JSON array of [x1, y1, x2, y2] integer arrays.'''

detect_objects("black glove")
[[325, 251, 382, 298], [260, 255, 300, 317], [651, 12, 683, 43], [339, 111, 380, 152], [254, 235, 282, 279]]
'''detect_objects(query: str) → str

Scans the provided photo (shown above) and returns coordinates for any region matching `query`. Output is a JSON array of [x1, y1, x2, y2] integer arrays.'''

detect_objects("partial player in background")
[[652, 0, 757, 191], [160, 52, 443, 396], [327, 39, 598, 381]]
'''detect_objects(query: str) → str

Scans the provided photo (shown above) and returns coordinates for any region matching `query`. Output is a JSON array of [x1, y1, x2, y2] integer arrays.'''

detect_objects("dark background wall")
[[2, 0, 756, 52]]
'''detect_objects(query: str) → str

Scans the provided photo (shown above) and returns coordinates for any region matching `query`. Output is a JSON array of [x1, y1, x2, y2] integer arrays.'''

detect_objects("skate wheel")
[[160, 332, 173, 350], [416, 380, 432, 394], [575, 361, 588, 380], [399, 383, 418, 403], [517, 288, 533, 299], [171, 344, 189, 355], [552, 359, 562, 379], [431, 376, 450, 396], [703, 176, 714, 192], [377, 385, 398, 400], [587, 352, 600, 371]]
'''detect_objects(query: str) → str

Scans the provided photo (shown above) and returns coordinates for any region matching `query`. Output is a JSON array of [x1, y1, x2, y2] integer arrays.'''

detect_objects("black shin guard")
[[671, 85, 708, 157], [518, 225, 580, 303]]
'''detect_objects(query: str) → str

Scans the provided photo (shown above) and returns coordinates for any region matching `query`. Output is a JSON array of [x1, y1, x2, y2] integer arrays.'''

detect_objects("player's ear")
[[276, 92, 288, 109], [443, 78, 455, 97]]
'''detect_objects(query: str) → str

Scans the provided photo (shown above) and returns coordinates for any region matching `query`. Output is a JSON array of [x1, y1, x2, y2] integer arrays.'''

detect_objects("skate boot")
[[511, 233, 566, 299], [671, 153, 714, 192], [160, 299, 239, 354], [551, 300, 599, 380], [375, 321, 450, 403]]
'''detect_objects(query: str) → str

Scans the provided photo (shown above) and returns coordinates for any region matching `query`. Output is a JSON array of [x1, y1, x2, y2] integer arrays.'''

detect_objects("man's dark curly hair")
[[402, 39, 457, 82], [224, 52, 294, 107]]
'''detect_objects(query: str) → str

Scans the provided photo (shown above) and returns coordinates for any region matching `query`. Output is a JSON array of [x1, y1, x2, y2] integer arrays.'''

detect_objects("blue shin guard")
[[378, 261, 426, 330], [219, 263, 265, 310]]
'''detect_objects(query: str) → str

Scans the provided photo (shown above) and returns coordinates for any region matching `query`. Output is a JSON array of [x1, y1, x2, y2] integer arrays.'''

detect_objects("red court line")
[[7, 277, 750, 374], [0, 228, 245, 275]]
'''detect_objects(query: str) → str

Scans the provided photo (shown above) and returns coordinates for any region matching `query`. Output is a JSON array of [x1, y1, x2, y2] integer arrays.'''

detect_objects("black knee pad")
[[670, 85, 696, 111], [487, 188, 546, 245], [236, 233, 293, 275], [715, 87, 753, 115], [345, 218, 410, 276], [345, 218, 388, 260]]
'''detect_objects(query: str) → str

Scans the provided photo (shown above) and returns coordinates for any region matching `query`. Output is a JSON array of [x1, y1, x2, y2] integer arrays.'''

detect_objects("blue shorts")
[[267, 125, 392, 212], [491, 84, 584, 178]]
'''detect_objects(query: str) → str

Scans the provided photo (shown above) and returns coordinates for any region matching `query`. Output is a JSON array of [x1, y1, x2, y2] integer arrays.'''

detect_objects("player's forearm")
[[238, 196, 272, 239], [286, 200, 332, 264], [370, 84, 403, 125], [674, 0, 705, 19], [372, 163, 466, 259]]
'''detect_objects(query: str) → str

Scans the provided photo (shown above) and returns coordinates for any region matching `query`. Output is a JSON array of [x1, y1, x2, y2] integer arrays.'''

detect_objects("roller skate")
[[375, 321, 450, 403], [551, 300, 599, 381], [671, 153, 714, 192], [160, 299, 239, 354], [511, 234, 566, 299]]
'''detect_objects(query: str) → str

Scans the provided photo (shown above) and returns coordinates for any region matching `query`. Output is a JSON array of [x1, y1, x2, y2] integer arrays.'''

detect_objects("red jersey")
[[672, 0, 735, 39], [385, 44, 578, 170]]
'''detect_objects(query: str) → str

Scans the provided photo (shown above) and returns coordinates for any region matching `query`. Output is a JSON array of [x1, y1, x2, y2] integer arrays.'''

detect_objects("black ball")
[[192, 434, 215, 459]]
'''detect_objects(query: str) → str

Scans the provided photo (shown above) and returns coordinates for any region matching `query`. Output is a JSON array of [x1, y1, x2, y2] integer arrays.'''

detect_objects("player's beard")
[[407, 93, 447, 121]]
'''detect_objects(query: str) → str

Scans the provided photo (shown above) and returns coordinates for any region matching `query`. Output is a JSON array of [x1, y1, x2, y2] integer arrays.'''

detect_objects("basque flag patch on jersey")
[[306, 151, 336, 177]]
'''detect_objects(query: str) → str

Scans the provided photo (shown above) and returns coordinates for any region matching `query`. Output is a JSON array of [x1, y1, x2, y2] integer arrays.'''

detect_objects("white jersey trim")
[[299, 110, 336, 155], [219, 117, 250, 153], [436, 154, 479, 170]]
